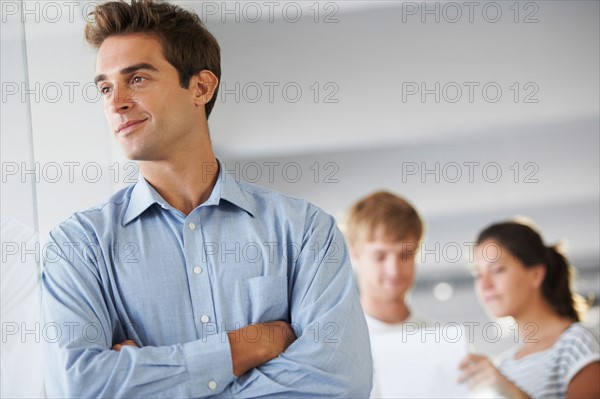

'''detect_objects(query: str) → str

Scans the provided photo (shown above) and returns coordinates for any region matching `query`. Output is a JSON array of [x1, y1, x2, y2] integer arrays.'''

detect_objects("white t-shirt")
[[365, 311, 436, 335], [498, 323, 600, 398], [366, 310, 436, 398], [1, 217, 44, 398]]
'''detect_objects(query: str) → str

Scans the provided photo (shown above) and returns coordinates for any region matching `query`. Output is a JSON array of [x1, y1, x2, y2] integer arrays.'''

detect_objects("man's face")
[[352, 235, 418, 303], [95, 33, 199, 161]]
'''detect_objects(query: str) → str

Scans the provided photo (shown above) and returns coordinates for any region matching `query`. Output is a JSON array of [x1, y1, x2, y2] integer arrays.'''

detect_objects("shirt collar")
[[217, 161, 257, 218], [122, 160, 256, 226]]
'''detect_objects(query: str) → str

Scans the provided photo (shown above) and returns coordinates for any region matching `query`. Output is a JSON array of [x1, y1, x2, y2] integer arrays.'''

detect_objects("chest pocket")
[[244, 275, 289, 323]]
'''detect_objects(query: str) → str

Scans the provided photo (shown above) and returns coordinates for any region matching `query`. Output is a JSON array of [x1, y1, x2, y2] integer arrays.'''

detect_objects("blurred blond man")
[[346, 191, 433, 333]]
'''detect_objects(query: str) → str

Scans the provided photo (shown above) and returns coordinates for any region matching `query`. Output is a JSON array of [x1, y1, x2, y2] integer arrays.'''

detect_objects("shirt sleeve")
[[41, 223, 236, 398], [563, 325, 600, 384], [228, 209, 373, 397]]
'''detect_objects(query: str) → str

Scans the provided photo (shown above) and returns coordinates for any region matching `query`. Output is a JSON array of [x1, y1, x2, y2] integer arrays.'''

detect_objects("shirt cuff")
[[183, 333, 235, 397]]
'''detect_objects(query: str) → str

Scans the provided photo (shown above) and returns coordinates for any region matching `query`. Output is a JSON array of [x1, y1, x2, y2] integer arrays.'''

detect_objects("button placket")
[[184, 213, 217, 339]]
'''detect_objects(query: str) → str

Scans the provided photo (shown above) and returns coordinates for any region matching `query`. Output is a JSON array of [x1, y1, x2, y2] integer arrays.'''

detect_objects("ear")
[[348, 244, 361, 267], [348, 246, 358, 263], [530, 263, 546, 289], [191, 70, 219, 108]]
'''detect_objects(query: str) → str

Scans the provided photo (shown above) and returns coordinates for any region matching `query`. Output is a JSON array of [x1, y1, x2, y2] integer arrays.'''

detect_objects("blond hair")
[[346, 191, 423, 247]]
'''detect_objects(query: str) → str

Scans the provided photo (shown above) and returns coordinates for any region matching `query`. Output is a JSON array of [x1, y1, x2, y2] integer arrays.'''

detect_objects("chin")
[[122, 147, 148, 161], [381, 289, 405, 301], [123, 153, 138, 160], [486, 305, 510, 319]]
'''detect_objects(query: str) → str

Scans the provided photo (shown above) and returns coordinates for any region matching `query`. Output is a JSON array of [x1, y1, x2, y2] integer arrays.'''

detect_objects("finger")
[[458, 357, 488, 383], [459, 353, 484, 369], [458, 364, 480, 383], [468, 367, 494, 390], [113, 340, 138, 351], [458, 356, 472, 369]]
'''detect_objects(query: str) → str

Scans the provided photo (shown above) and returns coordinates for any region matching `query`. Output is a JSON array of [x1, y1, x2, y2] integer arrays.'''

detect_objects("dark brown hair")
[[85, 0, 221, 118], [346, 191, 423, 247], [477, 221, 584, 322]]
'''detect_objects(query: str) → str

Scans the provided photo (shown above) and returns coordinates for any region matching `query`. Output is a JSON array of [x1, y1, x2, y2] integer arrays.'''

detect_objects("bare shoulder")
[[567, 360, 600, 399]]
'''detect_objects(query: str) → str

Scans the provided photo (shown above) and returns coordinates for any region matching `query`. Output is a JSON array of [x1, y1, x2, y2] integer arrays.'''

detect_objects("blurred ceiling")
[[196, 1, 600, 158]]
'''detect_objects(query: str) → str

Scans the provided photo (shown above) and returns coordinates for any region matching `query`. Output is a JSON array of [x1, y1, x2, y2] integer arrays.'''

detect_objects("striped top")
[[498, 323, 599, 398]]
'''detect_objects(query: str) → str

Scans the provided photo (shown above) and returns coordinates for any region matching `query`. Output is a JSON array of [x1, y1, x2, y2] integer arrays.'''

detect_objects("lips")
[[116, 118, 147, 134], [383, 277, 404, 286]]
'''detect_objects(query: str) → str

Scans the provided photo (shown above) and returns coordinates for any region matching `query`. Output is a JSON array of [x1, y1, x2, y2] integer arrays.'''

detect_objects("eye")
[[98, 85, 112, 95], [491, 266, 505, 274], [372, 252, 385, 262], [130, 76, 145, 85], [402, 250, 416, 260]]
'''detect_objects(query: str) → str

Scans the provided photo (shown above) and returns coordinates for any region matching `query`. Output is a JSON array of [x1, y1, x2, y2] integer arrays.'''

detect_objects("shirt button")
[[208, 380, 217, 390], [200, 315, 210, 323], [193, 266, 202, 274], [188, 222, 196, 230]]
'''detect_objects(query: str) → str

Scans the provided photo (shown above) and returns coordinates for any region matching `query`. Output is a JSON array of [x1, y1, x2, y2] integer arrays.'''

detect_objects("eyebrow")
[[94, 63, 159, 85]]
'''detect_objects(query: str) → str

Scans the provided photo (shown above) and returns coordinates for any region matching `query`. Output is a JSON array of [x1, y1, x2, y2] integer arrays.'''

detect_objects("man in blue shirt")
[[41, 0, 372, 397]]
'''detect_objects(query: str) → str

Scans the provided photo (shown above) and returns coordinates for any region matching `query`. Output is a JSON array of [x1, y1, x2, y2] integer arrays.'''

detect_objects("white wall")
[[1, 11, 37, 229]]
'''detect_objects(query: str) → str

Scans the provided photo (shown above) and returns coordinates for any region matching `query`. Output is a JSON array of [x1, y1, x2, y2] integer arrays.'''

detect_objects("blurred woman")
[[459, 221, 599, 398]]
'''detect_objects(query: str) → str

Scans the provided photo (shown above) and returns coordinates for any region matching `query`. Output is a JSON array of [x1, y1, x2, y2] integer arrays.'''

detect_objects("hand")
[[112, 339, 138, 351], [458, 354, 529, 398], [228, 321, 297, 377]]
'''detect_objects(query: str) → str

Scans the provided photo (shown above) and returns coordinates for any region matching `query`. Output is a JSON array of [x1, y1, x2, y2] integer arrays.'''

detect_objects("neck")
[[513, 296, 572, 345], [361, 296, 410, 324], [138, 135, 219, 215]]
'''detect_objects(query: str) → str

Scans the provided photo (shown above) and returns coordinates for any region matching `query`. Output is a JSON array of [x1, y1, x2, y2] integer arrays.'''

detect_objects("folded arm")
[[229, 211, 373, 397], [43, 224, 301, 398], [41, 227, 235, 398]]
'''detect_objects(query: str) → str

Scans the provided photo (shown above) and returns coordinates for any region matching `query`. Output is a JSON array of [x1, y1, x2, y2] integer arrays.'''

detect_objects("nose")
[[384, 256, 403, 276], [107, 84, 135, 114], [477, 272, 493, 290]]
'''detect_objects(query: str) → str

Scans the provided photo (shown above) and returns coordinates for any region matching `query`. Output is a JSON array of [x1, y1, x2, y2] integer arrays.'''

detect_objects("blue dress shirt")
[[41, 163, 372, 398]]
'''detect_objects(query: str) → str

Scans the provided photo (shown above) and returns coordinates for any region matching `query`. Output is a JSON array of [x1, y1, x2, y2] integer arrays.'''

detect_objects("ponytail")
[[543, 245, 584, 322]]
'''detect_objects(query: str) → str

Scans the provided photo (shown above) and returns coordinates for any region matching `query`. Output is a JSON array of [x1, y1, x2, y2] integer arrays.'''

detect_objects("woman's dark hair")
[[477, 221, 585, 322]]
